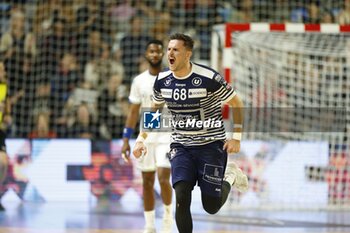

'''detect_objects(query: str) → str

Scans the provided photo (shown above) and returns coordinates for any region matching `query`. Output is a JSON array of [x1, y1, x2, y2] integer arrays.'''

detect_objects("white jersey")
[[129, 70, 170, 143]]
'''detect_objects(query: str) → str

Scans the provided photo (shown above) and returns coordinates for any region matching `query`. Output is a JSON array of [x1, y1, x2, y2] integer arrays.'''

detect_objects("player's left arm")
[[223, 94, 244, 154]]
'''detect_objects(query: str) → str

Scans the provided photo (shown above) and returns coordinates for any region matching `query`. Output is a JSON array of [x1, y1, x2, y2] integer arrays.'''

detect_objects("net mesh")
[[0, 0, 348, 139], [229, 30, 350, 208]]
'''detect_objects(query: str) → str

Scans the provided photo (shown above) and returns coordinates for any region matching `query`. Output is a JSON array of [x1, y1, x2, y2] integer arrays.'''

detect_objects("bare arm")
[[121, 103, 141, 162], [223, 94, 244, 154]]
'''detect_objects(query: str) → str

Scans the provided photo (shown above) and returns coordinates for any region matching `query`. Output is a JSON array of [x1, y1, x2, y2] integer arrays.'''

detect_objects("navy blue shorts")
[[169, 140, 227, 197]]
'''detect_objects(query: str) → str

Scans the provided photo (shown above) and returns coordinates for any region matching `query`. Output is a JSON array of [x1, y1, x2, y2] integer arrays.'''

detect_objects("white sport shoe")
[[224, 162, 249, 193], [160, 217, 173, 233], [143, 227, 156, 233]]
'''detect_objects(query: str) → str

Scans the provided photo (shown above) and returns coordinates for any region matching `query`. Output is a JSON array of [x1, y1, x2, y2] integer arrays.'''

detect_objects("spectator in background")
[[38, 18, 74, 77], [0, 10, 37, 136], [28, 112, 57, 139], [161, 0, 186, 31], [83, 40, 123, 92], [63, 80, 99, 129], [77, 30, 109, 75], [320, 8, 336, 23], [230, 0, 255, 22], [97, 73, 128, 140], [75, 0, 103, 41], [194, 0, 222, 61], [67, 103, 98, 139], [338, 0, 350, 24], [0, 10, 36, 61], [291, 0, 321, 23], [118, 15, 152, 85], [109, 0, 137, 33], [7, 54, 36, 137], [50, 52, 81, 136]]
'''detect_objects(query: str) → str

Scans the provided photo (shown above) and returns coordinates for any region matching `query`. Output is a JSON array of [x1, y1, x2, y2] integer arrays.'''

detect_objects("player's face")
[[145, 44, 164, 67], [167, 39, 192, 72]]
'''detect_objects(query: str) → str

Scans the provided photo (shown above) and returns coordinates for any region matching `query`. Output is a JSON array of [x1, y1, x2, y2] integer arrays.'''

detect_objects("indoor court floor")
[[0, 200, 349, 233]]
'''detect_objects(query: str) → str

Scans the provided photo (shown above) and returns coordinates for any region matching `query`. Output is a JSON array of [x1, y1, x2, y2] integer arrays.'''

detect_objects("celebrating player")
[[133, 33, 248, 233], [121, 40, 173, 233]]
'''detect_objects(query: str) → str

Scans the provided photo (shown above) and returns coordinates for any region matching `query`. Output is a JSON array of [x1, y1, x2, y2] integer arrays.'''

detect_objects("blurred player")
[[0, 59, 10, 211], [121, 40, 173, 233], [133, 33, 248, 233]]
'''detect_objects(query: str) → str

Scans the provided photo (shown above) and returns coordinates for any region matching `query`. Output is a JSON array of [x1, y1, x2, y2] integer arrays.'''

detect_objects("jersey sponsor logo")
[[164, 78, 172, 87], [192, 77, 202, 86], [188, 88, 207, 98], [214, 74, 232, 90], [175, 83, 186, 87], [160, 88, 172, 98]]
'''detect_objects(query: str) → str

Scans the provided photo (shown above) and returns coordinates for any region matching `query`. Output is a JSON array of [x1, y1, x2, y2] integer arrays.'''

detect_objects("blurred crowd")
[[0, 0, 349, 139]]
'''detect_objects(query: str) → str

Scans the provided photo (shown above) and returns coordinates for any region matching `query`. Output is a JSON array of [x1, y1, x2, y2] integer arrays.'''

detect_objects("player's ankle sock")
[[144, 210, 156, 229], [163, 203, 173, 219]]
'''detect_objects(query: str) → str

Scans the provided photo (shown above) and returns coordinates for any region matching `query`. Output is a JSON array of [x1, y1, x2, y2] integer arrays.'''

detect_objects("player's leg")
[[137, 144, 157, 233], [196, 141, 248, 214], [202, 162, 249, 214], [169, 143, 196, 233], [174, 181, 193, 233], [155, 144, 173, 233], [142, 171, 156, 233], [194, 140, 231, 214]]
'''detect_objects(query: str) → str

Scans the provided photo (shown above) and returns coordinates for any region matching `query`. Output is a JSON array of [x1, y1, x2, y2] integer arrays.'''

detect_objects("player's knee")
[[174, 181, 192, 207], [202, 195, 221, 215], [158, 176, 170, 187], [142, 177, 155, 190], [203, 203, 220, 215]]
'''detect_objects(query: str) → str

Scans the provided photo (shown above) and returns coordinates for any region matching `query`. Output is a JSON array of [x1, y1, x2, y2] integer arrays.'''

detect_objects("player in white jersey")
[[133, 34, 248, 233], [121, 40, 173, 233]]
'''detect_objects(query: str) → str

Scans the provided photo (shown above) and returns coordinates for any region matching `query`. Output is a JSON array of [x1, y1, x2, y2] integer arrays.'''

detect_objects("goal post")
[[211, 23, 350, 209]]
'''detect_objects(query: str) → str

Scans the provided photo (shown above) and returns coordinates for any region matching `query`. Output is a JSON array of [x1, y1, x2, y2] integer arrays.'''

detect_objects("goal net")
[[212, 23, 350, 210]]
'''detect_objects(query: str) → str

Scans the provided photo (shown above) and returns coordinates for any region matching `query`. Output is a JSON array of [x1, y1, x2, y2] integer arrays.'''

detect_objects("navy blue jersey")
[[153, 62, 236, 146]]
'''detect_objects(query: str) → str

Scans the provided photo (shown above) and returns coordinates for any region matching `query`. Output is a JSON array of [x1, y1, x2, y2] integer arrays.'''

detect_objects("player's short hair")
[[169, 33, 194, 51], [146, 39, 163, 49]]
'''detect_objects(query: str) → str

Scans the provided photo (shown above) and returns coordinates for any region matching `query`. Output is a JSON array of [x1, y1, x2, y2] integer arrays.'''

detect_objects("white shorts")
[[136, 143, 171, 172]]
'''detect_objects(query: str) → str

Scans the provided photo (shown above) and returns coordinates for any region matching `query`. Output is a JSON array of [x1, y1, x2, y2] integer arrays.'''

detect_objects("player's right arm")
[[121, 103, 141, 162]]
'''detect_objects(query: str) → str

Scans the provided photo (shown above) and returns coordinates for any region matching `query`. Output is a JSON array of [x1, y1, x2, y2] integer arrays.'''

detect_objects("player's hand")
[[121, 141, 131, 163], [223, 139, 240, 154], [133, 141, 147, 159]]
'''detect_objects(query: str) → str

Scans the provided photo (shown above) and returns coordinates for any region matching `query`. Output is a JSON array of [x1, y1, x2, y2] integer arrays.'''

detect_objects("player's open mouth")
[[169, 58, 175, 64]]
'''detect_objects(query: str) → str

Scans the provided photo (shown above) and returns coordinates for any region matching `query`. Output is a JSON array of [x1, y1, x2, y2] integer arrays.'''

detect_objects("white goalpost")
[[211, 23, 350, 210]]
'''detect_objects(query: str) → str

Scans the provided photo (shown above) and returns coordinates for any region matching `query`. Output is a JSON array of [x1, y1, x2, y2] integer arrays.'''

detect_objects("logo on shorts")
[[169, 148, 177, 160], [143, 110, 161, 129], [203, 164, 223, 185]]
